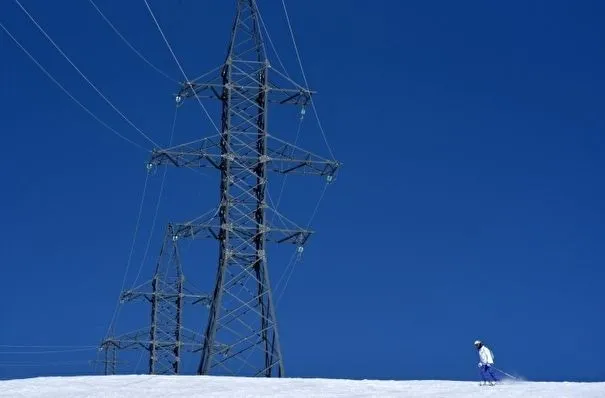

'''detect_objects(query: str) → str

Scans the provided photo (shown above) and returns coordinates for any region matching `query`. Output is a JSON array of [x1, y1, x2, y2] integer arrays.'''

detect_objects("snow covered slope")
[[0, 375, 603, 397]]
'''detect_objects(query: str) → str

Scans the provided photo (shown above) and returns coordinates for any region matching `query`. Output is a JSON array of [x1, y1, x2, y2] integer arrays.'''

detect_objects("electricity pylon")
[[149, 0, 339, 377], [100, 224, 209, 375]]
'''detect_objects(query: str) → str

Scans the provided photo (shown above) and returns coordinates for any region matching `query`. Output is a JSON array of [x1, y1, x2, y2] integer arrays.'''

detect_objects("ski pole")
[[493, 366, 519, 380]]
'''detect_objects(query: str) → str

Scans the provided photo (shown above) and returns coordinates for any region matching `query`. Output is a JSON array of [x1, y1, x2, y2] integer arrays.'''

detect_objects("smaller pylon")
[[92, 339, 122, 375], [100, 224, 210, 375]]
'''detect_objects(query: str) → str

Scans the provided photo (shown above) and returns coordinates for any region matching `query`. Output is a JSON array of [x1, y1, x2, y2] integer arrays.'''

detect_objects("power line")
[[0, 360, 92, 367], [105, 106, 180, 339], [88, 0, 179, 84], [280, 0, 336, 161], [0, 345, 97, 348], [0, 347, 97, 354], [249, 3, 330, 305], [0, 21, 148, 152], [252, 0, 291, 79], [142, 0, 221, 135], [269, 1, 338, 302], [274, 181, 330, 306], [104, 170, 151, 337], [14, 0, 161, 149], [129, 106, 179, 289]]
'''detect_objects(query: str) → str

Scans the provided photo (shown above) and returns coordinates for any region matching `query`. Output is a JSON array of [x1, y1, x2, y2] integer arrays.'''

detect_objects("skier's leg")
[[486, 366, 498, 383], [479, 366, 487, 384], [485, 365, 498, 384]]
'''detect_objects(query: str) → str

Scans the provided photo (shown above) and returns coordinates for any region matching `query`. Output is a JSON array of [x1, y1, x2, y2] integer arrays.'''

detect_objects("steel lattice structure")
[[100, 0, 338, 377], [100, 224, 209, 375]]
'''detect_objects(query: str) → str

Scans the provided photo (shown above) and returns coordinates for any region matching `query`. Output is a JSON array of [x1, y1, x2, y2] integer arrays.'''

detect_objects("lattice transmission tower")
[[100, 0, 339, 377], [100, 224, 209, 375]]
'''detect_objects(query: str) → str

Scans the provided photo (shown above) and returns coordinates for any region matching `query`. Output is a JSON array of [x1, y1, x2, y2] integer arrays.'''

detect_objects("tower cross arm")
[[172, 222, 313, 245], [119, 288, 211, 306], [150, 136, 340, 178], [176, 78, 316, 106], [101, 329, 205, 351]]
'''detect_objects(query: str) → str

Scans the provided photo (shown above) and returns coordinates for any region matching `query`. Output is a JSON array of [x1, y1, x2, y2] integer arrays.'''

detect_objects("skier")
[[474, 340, 498, 385]]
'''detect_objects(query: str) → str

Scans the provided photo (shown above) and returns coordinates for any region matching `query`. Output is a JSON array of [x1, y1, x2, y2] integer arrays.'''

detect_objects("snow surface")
[[0, 375, 604, 397]]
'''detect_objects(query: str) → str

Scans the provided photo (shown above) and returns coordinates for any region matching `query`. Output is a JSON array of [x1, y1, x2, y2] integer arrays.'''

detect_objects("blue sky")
[[1, 0, 604, 382]]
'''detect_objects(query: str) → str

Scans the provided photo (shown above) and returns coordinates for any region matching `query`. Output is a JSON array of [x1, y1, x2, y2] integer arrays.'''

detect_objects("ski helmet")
[[474, 340, 482, 346]]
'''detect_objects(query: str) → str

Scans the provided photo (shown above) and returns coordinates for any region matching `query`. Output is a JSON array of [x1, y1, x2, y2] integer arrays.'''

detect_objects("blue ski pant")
[[480, 365, 498, 382]]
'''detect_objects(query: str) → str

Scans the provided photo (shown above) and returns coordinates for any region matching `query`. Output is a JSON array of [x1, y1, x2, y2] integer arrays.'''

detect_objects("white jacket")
[[478, 346, 494, 365]]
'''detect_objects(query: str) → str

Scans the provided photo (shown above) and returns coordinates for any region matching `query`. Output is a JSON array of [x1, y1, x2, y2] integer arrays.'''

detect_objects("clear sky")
[[1, 0, 604, 383]]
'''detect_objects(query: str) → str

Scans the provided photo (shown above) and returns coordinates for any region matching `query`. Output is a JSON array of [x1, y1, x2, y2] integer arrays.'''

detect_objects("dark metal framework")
[[100, 225, 209, 375], [100, 0, 338, 377]]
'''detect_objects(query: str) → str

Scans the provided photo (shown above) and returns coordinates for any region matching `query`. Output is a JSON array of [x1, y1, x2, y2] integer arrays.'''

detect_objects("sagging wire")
[[14, 0, 161, 149]]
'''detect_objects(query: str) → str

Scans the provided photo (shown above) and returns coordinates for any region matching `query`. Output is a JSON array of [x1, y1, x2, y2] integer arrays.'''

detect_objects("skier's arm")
[[479, 348, 487, 365]]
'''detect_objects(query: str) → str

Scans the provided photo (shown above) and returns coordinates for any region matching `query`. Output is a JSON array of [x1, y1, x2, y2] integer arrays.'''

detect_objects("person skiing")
[[474, 340, 498, 385]]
